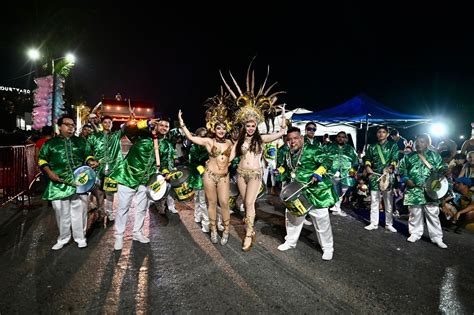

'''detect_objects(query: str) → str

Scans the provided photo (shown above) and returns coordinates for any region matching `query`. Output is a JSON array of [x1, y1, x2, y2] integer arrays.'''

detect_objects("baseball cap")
[[455, 177, 472, 187]]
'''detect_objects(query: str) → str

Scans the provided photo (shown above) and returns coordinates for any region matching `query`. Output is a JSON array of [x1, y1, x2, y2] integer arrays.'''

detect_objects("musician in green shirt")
[[399, 133, 448, 248], [110, 117, 175, 251], [38, 115, 97, 250], [87, 116, 125, 221], [276, 127, 338, 261], [364, 126, 399, 232], [326, 131, 358, 217]]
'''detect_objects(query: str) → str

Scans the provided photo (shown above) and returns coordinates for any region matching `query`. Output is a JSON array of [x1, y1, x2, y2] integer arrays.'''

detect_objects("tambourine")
[[424, 172, 449, 200], [146, 173, 171, 201], [73, 166, 98, 194]]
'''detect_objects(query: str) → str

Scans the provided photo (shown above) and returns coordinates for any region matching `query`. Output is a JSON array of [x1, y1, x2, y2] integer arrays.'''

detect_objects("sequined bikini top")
[[209, 140, 232, 158]]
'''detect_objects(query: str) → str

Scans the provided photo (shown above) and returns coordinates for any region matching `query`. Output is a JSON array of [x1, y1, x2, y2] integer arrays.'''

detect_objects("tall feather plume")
[[229, 71, 243, 96], [219, 70, 237, 99], [258, 65, 270, 96], [264, 82, 278, 96], [246, 56, 256, 93]]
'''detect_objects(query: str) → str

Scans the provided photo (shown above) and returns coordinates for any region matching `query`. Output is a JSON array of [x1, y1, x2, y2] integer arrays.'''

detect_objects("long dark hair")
[[236, 124, 262, 156]]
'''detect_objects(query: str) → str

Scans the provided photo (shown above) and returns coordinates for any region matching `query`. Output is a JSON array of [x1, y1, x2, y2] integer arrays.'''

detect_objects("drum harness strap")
[[417, 152, 433, 170], [153, 134, 161, 173]]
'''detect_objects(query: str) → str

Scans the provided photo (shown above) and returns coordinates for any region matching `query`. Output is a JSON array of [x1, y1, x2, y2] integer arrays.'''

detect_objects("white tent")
[[258, 107, 358, 148]]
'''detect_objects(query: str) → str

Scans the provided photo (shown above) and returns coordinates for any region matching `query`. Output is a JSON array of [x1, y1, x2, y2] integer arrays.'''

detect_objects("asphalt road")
[[0, 194, 473, 314]]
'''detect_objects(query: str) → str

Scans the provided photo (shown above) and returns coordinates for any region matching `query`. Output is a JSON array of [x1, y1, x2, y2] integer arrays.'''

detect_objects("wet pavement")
[[1, 193, 473, 314]]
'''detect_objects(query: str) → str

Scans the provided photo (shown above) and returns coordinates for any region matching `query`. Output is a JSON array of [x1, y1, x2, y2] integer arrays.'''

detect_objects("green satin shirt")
[[110, 137, 175, 189], [364, 140, 399, 191], [281, 144, 338, 208], [38, 135, 92, 200], [399, 149, 447, 205], [326, 143, 358, 186], [276, 143, 290, 183], [87, 129, 125, 177], [188, 144, 209, 190]]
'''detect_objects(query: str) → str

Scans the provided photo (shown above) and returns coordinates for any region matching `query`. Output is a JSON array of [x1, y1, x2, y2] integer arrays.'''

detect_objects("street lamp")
[[27, 48, 40, 61]]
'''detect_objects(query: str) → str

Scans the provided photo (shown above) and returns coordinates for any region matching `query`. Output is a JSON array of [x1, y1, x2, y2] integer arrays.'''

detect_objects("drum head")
[[74, 166, 97, 193], [280, 182, 303, 202], [169, 166, 190, 187], [425, 173, 449, 200], [147, 174, 171, 201]]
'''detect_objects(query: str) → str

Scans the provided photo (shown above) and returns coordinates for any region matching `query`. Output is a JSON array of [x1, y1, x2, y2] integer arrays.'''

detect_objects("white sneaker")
[[364, 224, 378, 230], [277, 243, 294, 251], [77, 241, 87, 248], [432, 239, 448, 249], [303, 219, 313, 226], [194, 216, 201, 223], [133, 233, 150, 243], [217, 224, 224, 232], [332, 210, 348, 217], [51, 242, 65, 250], [322, 251, 333, 261], [114, 237, 123, 250], [407, 235, 419, 243], [168, 207, 178, 214], [201, 225, 209, 233], [385, 225, 397, 233], [240, 204, 245, 212]]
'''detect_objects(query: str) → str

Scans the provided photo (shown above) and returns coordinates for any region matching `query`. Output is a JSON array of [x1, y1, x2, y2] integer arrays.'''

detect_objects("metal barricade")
[[0, 144, 38, 207]]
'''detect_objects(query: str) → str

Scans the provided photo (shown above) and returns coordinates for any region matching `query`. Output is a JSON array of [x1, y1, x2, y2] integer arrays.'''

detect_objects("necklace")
[[286, 146, 304, 180], [215, 137, 226, 143]]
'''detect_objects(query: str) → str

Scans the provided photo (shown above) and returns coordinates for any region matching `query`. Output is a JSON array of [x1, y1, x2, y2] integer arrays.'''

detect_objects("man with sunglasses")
[[304, 122, 318, 148]]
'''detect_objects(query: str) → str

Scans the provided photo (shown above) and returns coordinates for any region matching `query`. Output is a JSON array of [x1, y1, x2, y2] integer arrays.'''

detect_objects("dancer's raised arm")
[[178, 110, 211, 147]]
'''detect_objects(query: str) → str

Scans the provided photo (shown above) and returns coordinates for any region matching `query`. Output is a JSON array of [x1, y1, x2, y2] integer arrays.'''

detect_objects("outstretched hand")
[[178, 110, 184, 126], [279, 104, 286, 128]]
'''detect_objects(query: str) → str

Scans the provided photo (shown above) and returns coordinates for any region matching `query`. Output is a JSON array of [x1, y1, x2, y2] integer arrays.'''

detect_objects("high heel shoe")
[[242, 232, 255, 251], [241, 215, 255, 251], [220, 219, 230, 245], [209, 219, 218, 244]]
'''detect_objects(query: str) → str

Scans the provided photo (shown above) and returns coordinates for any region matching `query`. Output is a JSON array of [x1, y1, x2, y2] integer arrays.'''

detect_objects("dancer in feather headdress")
[[221, 58, 287, 251], [178, 88, 234, 245]]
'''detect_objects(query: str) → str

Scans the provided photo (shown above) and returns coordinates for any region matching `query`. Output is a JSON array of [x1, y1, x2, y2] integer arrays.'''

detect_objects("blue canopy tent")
[[292, 94, 431, 150]]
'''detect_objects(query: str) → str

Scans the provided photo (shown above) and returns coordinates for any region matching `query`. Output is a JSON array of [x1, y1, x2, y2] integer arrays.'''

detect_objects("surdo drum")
[[280, 181, 313, 216]]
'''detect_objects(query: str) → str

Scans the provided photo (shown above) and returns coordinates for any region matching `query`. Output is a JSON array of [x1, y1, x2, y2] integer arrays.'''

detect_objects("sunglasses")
[[306, 127, 316, 132]]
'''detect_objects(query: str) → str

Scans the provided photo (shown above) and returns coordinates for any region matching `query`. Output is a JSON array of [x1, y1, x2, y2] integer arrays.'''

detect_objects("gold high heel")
[[242, 216, 255, 251], [220, 219, 230, 245]]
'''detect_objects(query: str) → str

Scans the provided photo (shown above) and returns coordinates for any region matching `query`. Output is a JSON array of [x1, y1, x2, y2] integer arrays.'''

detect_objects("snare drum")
[[280, 181, 313, 216], [169, 166, 195, 201], [74, 166, 98, 194], [146, 173, 171, 201]]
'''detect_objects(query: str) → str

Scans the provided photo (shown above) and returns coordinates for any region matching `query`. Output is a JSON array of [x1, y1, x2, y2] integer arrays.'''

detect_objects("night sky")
[[1, 3, 474, 143]]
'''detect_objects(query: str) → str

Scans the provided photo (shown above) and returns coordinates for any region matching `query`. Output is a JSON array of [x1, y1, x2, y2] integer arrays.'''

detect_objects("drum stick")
[[284, 181, 311, 202]]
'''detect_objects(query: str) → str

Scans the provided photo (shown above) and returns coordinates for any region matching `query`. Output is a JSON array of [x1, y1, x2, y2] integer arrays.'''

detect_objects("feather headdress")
[[219, 57, 286, 125]]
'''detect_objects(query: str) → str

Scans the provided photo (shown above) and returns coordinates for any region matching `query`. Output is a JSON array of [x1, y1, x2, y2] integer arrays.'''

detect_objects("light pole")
[[27, 49, 76, 126]]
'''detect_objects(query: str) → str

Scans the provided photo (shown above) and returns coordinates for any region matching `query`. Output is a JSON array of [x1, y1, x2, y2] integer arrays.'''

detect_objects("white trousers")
[[194, 189, 209, 226], [408, 204, 443, 241], [333, 181, 349, 212], [263, 160, 276, 187], [52, 194, 88, 244], [284, 208, 334, 253], [115, 184, 150, 237], [370, 190, 394, 226]]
